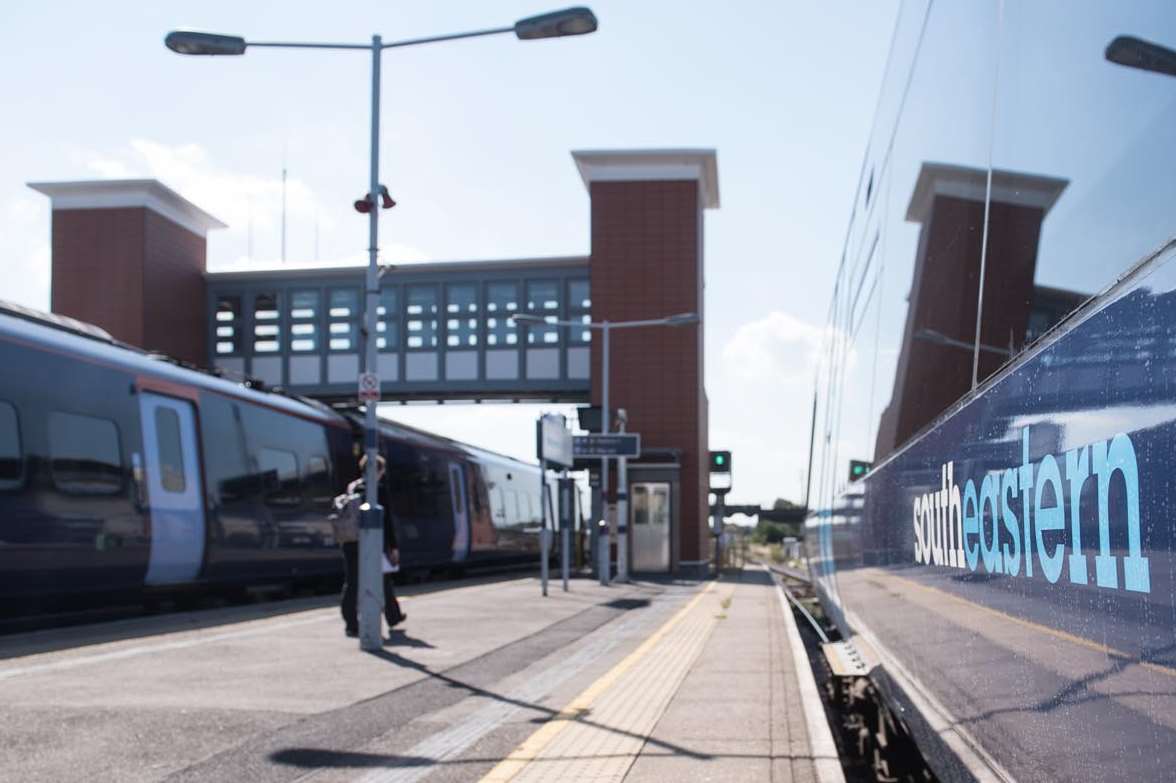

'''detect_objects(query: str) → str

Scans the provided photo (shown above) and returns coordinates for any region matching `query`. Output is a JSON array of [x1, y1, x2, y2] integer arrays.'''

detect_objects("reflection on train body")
[[805, 2, 1176, 780]]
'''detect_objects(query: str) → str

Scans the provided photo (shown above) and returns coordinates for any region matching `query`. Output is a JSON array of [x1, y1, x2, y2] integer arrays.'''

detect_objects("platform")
[[0, 568, 843, 782]]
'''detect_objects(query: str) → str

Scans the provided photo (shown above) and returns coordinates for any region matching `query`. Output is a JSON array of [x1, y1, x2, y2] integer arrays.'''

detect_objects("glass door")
[[631, 482, 670, 572]]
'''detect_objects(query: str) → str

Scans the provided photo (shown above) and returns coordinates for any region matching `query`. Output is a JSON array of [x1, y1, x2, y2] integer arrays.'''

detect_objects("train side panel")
[[0, 333, 148, 606], [808, 243, 1176, 781]]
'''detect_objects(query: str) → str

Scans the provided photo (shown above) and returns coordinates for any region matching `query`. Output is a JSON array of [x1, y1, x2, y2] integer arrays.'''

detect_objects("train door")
[[448, 462, 470, 562], [631, 482, 671, 572], [140, 393, 206, 585]]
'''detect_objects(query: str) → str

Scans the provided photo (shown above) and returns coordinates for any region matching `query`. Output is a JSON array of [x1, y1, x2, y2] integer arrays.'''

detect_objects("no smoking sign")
[[357, 372, 380, 402]]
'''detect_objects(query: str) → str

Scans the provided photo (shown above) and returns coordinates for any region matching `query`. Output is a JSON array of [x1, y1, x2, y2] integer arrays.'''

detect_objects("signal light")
[[709, 450, 732, 474], [849, 459, 872, 482]]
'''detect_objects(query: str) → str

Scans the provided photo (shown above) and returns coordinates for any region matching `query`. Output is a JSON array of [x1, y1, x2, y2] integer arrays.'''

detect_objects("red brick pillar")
[[28, 180, 225, 366], [573, 150, 719, 576]]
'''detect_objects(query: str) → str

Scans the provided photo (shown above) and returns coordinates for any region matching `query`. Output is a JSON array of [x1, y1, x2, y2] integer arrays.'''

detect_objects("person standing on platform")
[[336, 454, 405, 638]]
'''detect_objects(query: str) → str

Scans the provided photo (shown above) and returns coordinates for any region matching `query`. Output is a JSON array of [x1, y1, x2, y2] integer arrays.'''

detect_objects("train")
[[0, 299, 557, 617], [802, 3, 1176, 781]]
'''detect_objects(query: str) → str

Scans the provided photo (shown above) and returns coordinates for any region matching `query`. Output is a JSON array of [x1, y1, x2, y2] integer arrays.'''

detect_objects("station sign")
[[538, 413, 573, 468], [573, 433, 641, 458]]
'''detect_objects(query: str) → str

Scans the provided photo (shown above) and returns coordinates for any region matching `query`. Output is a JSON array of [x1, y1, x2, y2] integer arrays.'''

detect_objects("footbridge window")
[[289, 290, 319, 353], [252, 293, 281, 353], [486, 282, 519, 347], [406, 285, 439, 350], [377, 287, 400, 352], [446, 284, 479, 348], [214, 296, 241, 356], [328, 288, 359, 352]]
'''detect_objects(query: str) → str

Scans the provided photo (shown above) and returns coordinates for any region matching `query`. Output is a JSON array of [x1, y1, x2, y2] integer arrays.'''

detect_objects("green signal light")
[[715, 455, 725, 465]]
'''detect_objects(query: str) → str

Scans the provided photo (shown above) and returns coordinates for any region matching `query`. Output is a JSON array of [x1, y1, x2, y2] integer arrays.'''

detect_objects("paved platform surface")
[[0, 567, 839, 782]]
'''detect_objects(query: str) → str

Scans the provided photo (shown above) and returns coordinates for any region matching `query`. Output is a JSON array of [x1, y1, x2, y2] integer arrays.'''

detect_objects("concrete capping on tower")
[[572, 149, 720, 209], [28, 179, 226, 238], [29, 178, 224, 366], [905, 162, 1067, 224]]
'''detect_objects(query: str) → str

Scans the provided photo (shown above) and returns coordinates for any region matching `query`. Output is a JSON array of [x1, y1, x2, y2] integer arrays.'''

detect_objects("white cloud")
[[707, 311, 855, 508], [0, 194, 51, 310], [84, 138, 330, 239], [721, 310, 850, 386]]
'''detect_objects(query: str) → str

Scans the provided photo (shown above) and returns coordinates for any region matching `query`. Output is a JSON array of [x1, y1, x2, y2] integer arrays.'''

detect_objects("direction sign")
[[357, 372, 380, 402], [573, 433, 641, 458], [538, 413, 573, 468]]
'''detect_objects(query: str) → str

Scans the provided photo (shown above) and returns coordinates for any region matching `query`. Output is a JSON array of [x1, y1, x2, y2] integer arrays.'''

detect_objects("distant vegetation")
[[750, 498, 801, 545]]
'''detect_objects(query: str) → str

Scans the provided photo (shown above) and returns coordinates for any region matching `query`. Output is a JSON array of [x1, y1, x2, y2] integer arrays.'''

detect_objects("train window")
[[377, 286, 400, 352], [525, 281, 561, 345], [0, 400, 22, 490], [199, 395, 253, 505], [259, 447, 300, 507], [253, 293, 282, 353], [445, 284, 479, 348], [405, 285, 438, 350], [485, 282, 519, 347], [305, 456, 333, 508], [491, 486, 506, 526], [48, 412, 122, 495], [154, 407, 186, 493], [215, 296, 242, 355], [289, 290, 319, 352], [568, 279, 591, 344], [328, 288, 359, 351]]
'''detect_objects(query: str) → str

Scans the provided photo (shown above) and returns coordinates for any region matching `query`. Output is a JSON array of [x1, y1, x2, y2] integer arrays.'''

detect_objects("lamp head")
[[1106, 35, 1176, 78], [165, 31, 247, 55], [515, 7, 597, 40]]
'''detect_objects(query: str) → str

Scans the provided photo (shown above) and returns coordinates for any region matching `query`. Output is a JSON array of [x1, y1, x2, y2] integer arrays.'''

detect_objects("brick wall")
[[51, 207, 147, 346], [589, 180, 708, 568], [142, 210, 207, 364], [49, 206, 207, 366]]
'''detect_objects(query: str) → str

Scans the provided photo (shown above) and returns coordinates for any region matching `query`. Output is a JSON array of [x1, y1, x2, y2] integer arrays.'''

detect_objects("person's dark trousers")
[[340, 542, 359, 633], [384, 574, 403, 626], [342, 541, 403, 633]]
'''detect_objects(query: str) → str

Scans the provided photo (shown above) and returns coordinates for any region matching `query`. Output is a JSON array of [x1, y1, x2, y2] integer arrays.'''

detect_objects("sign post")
[[559, 476, 574, 592], [709, 450, 732, 576], [356, 370, 382, 650], [537, 413, 572, 596]]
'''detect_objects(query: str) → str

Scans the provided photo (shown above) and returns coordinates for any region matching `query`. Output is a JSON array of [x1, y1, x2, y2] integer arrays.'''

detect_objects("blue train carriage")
[[371, 418, 553, 572], [803, 2, 1176, 779], [0, 302, 355, 614]]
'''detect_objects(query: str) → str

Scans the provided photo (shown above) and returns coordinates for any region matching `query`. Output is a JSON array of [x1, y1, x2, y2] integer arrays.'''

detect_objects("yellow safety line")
[[478, 581, 718, 783], [886, 572, 1176, 679]]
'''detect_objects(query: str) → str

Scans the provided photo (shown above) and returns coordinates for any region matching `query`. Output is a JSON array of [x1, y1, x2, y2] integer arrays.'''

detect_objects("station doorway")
[[630, 482, 671, 572]]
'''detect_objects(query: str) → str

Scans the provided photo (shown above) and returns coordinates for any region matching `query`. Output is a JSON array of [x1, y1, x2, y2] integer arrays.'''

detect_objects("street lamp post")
[[512, 311, 699, 583], [166, 7, 597, 652]]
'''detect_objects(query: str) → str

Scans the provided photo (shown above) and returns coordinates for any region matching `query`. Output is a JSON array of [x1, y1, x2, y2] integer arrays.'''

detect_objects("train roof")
[[0, 300, 346, 428], [371, 413, 540, 473], [0, 300, 547, 469]]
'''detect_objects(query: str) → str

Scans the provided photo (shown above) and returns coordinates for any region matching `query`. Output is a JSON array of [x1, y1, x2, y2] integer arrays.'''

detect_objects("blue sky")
[[0, 1, 898, 507]]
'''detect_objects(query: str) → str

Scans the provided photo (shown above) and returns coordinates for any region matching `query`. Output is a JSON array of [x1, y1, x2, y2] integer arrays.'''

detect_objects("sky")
[[0, 1, 899, 509]]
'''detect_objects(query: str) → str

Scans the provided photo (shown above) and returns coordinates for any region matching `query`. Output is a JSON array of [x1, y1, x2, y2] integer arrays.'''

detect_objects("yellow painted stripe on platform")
[[478, 581, 717, 783], [888, 573, 1176, 679]]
